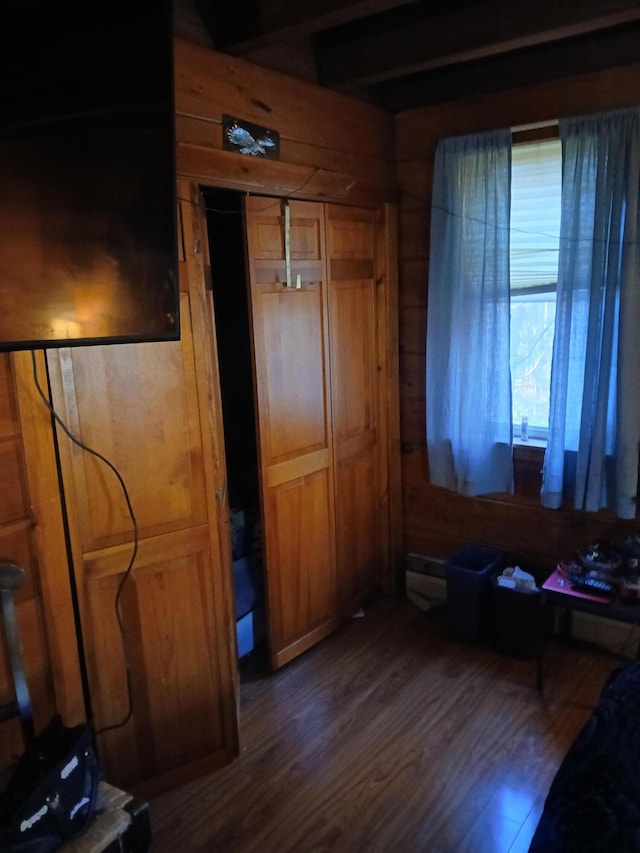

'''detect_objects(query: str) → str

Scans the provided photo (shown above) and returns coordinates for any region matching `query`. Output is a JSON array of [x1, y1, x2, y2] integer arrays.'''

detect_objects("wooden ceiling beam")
[[318, 0, 640, 89], [259, 0, 419, 35], [376, 22, 640, 111], [204, 0, 418, 54]]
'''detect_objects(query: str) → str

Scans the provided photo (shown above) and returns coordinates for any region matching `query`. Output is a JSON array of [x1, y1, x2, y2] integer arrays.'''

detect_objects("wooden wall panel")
[[0, 440, 26, 523], [177, 143, 394, 208], [400, 305, 426, 358], [0, 526, 33, 593], [12, 353, 85, 732], [0, 356, 17, 434], [399, 258, 429, 309], [375, 205, 403, 592], [174, 39, 397, 207], [0, 353, 81, 771], [397, 63, 640, 161], [174, 39, 394, 172], [400, 394, 426, 449], [395, 61, 640, 573], [176, 113, 392, 194]]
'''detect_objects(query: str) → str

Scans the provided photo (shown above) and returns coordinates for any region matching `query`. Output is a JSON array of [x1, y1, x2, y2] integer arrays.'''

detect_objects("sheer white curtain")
[[426, 129, 514, 496], [541, 108, 640, 518]]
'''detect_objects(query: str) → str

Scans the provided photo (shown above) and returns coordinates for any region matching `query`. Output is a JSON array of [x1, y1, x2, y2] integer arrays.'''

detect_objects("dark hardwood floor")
[[149, 594, 623, 852]]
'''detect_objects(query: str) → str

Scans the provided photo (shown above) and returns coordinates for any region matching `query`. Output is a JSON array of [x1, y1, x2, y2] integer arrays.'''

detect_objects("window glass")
[[510, 138, 561, 436], [511, 292, 556, 435]]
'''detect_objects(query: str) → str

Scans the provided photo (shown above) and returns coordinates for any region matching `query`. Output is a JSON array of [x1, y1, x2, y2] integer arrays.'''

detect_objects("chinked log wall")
[[396, 62, 640, 573]]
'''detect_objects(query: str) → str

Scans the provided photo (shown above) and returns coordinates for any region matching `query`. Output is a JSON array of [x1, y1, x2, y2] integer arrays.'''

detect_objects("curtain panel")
[[541, 108, 640, 518], [426, 129, 514, 496]]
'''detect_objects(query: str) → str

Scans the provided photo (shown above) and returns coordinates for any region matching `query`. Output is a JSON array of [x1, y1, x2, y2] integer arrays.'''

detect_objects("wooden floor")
[[149, 594, 623, 852]]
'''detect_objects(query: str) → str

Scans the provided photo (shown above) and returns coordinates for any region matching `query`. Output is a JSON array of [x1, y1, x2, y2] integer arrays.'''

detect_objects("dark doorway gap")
[[203, 188, 267, 671]]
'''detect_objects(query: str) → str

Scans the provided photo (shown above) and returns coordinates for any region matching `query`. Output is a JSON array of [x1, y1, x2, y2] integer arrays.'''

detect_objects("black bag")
[[0, 715, 101, 852]]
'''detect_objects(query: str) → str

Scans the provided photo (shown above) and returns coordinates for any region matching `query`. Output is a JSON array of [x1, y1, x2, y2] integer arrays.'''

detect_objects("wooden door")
[[325, 205, 381, 612], [46, 183, 239, 793], [244, 196, 337, 669]]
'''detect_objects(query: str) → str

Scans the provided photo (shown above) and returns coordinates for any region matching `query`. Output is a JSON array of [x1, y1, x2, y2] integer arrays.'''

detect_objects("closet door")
[[325, 205, 380, 612], [45, 185, 239, 791], [244, 196, 337, 669]]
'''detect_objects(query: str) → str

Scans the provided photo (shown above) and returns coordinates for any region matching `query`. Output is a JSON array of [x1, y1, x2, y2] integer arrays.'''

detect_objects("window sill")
[[513, 436, 547, 449]]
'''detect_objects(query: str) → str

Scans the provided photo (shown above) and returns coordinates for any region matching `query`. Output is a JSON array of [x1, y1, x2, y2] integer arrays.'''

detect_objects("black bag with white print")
[[0, 715, 100, 852]]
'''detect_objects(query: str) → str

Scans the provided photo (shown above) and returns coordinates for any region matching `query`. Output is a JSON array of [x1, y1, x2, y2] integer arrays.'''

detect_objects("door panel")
[[84, 541, 225, 782], [326, 204, 380, 612], [268, 471, 336, 662], [334, 445, 378, 609], [50, 329, 208, 553], [244, 196, 337, 668], [260, 288, 329, 462]]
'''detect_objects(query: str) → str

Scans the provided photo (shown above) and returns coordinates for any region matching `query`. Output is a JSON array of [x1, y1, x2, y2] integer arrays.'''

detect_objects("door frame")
[[188, 171, 402, 630]]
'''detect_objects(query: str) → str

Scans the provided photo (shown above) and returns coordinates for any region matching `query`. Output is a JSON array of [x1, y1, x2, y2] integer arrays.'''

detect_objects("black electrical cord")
[[31, 350, 137, 735]]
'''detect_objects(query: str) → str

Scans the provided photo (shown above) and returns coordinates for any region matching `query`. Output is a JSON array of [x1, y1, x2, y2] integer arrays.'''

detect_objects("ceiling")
[[174, 0, 640, 112]]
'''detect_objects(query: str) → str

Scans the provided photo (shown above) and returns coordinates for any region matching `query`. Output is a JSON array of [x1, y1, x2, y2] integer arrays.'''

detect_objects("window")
[[427, 109, 640, 515], [509, 138, 561, 440]]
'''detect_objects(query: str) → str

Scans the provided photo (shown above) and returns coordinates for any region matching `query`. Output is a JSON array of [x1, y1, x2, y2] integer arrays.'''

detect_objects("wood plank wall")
[[395, 63, 640, 573], [0, 354, 53, 767], [0, 352, 83, 770], [174, 39, 397, 208]]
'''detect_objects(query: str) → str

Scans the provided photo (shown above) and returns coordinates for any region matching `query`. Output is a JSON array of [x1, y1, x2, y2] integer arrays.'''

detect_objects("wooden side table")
[[543, 569, 640, 657]]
